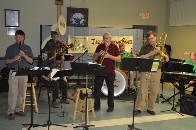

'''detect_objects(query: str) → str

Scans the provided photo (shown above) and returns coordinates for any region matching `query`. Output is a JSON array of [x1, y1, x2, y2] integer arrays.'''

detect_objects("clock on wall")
[[67, 7, 88, 27]]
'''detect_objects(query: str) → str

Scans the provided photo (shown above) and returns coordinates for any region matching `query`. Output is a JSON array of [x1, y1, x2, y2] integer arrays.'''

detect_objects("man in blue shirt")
[[42, 31, 70, 108], [4, 30, 34, 120]]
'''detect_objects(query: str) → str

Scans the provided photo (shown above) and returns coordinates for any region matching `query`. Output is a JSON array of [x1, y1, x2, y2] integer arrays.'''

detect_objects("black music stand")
[[53, 69, 74, 79], [53, 69, 75, 116], [161, 63, 194, 103], [160, 62, 172, 105], [36, 69, 74, 129], [161, 63, 193, 115], [55, 54, 75, 101], [71, 62, 107, 130], [12, 69, 51, 130], [121, 58, 154, 130], [70, 50, 88, 89]]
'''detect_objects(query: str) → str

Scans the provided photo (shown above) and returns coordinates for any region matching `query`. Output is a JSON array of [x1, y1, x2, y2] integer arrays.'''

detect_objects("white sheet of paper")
[[151, 59, 160, 72]]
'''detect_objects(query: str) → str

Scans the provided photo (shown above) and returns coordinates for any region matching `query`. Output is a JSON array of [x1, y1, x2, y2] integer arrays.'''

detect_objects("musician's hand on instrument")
[[189, 80, 194, 85], [161, 52, 167, 58], [99, 50, 104, 56], [58, 39, 67, 46], [150, 50, 157, 56], [58, 39, 63, 43], [19, 50, 26, 57], [14, 55, 21, 61], [61, 55, 65, 61], [132, 54, 137, 58], [104, 53, 110, 58], [155, 47, 161, 53], [46, 77, 53, 81]]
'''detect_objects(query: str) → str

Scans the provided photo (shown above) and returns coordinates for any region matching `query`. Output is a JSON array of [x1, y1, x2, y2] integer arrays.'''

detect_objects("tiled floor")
[[0, 83, 195, 130]]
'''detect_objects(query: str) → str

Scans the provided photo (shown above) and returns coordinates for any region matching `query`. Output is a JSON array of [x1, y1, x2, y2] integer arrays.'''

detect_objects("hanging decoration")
[[55, 0, 63, 5]]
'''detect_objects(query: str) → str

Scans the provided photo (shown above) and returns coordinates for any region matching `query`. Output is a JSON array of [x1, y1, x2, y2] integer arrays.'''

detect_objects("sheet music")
[[88, 61, 98, 64], [151, 59, 159, 72], [11, 71, 16, 76], [30, 67, 50, 70]]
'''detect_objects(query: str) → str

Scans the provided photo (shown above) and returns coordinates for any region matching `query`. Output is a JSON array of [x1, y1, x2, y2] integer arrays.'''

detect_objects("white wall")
[[165, 0, 196, 59], [0, 0, 167, 58], [0, 0, 57, 58]]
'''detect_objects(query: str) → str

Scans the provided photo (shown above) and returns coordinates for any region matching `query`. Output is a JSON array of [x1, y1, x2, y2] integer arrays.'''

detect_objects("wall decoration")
[[5, 9, 19, 27], [55, 0, 63, 5], [68, 36, 133, 53], [7, 27, 17, 35], [67, 7, 88, 27]]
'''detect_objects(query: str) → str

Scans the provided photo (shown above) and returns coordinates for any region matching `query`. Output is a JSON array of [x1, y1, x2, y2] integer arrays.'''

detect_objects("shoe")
[[147, 109, 156, 115], [61, 99, 70, 104], [107, 107, 114, 112], [8, 113, 15, 120], [134, 110, 141, 115], [94, 107, 100, 111], [15, 111, 26, 116], [52, 101, 58, 108]]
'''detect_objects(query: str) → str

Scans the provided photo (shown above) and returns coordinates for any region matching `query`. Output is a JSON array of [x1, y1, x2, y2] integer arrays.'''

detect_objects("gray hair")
[[103, 32, 111, 38]]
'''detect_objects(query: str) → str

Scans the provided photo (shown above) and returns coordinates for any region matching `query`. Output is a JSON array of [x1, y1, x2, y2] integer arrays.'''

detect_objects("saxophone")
[[54, 42, 67, 56], [99, 45, 109, 65]]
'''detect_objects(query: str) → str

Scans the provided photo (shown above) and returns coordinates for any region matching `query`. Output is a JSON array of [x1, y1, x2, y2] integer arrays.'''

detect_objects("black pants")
[[179, 79, 196, 96], [42, 79, 68, 101], [94, 74, 115, 109], [58, 79, 68, 99], [192, 86, 196, 96]]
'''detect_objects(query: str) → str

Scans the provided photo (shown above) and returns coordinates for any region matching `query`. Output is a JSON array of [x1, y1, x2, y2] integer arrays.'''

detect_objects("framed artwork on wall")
[[7, 27, 17, 35], [67, 7, 88, 27], [5, 9, 20, 27]]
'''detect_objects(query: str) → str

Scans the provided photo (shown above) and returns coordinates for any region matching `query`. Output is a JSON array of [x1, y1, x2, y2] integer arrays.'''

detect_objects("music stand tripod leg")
[[57, 98, 68, 118], [159, 81, 171, 104], [127, 71, 141, 130], [161, 84, 183, 116], [36, 91, 68, 129], [159, 74, 165, 99], [160, 79, 179, 104], [22, 74, 42, 129]]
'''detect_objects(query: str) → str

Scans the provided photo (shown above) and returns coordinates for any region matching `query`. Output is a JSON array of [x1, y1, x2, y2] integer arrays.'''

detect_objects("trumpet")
[[99, 45, 109, 65]]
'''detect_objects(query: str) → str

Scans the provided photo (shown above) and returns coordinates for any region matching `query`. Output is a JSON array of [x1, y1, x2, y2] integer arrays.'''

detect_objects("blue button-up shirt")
[[4, 43, 34, 69]]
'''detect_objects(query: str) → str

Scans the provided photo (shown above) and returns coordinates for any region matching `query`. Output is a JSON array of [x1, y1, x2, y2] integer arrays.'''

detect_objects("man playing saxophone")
[[92, 32, 121, 112], [134, 31, 169, 115]]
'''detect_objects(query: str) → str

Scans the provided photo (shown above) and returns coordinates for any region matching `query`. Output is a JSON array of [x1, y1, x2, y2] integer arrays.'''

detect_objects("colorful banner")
[[68, 36, 133, 53]]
